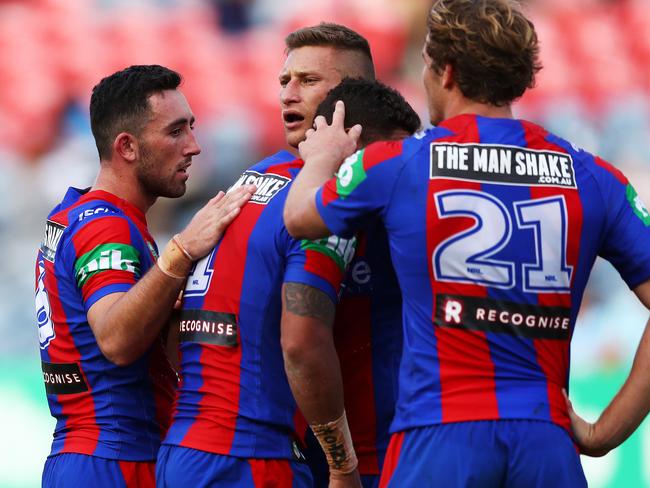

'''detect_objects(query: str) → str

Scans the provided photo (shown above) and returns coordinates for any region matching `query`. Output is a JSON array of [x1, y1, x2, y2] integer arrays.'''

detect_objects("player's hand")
[[329, 468, 362, 488], [299, 100, 362, 173], [177, 184, 256, 259], [563, 389, 609, 457]]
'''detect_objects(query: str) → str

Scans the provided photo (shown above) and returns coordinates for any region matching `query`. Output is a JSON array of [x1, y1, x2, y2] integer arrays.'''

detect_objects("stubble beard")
[[136, 143, 187, 199]]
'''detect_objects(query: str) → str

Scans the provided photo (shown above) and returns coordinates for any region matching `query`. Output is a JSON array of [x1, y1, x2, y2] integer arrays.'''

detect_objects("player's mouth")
[[177, 161, 192, 179], [283, 110, 305, 130]]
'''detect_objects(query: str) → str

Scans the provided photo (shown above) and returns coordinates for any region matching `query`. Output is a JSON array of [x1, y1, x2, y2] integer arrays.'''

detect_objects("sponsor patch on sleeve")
[[74, 243, 141, 287], [626, 184, 650, 226], [335, 150, 366, 199], [430, 143, 576, 188], [40, 220, 66, 263], [300, 235, 357, 272]]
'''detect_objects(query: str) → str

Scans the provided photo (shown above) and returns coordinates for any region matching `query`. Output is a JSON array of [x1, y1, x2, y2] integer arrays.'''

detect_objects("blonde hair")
[[285, 22, 375, 80], [426, 0, 542, 106]]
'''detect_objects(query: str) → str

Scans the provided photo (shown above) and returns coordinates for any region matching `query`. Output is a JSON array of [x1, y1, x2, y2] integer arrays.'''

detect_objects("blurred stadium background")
[[1, 0, 649, 486]]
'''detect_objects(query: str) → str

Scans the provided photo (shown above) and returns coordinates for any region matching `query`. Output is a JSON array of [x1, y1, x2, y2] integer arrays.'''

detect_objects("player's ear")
[[113, 132, 138, 163], [441, 63, 454, 90]]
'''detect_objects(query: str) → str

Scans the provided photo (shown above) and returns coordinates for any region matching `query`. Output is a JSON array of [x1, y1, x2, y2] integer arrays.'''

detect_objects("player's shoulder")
[[40, 188, 130, 264], [537, 124, 629, 186], [46, 187, 126, 233], [228, 151, 300, 208], [247, 150, 301, 176], [65, 194, 127, 235], [358, 128, 440, 171]]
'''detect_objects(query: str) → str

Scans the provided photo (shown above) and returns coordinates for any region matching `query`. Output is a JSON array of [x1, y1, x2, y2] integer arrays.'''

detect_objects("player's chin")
[[165, 181, 188, 199], [284, 128, 306, 149]]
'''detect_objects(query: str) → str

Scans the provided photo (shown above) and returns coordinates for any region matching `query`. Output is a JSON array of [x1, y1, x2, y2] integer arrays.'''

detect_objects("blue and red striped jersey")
[[335, 223, 402, 475], [35, 187, 176, 461], [163, 151, 356, 459], [314, 114, 650, 435]]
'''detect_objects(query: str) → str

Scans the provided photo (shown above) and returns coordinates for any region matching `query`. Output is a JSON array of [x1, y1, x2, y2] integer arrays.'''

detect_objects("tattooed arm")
[[281, 282, 342, 422], [281, 282, 361, 486]]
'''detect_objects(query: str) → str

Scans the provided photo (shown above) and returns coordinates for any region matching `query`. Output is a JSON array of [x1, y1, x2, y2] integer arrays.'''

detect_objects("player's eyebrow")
[[164, 116, 195, 130], [279, 69, 322, 81]]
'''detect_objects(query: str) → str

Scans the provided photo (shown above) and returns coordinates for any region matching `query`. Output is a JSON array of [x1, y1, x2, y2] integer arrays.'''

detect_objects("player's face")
[[421, 41, 445, 126], [135, 90, 200, 199], [279, 46, 358, 149]]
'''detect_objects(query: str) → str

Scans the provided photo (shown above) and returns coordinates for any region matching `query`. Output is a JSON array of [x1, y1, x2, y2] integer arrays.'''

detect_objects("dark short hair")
[[426, 0, 542, 106], [285, 22, 375, 79], [90, 65, 182, 160], [316, 78, 421, 146]]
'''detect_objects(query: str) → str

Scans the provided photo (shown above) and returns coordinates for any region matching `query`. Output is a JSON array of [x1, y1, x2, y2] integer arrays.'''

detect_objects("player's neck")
[[446, 96, 513, 121], [92, 165, 156, 213]]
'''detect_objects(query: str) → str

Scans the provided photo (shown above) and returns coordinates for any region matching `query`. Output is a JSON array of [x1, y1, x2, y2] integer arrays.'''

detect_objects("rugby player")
[[284, 1, 650, 486], [35, 65, 253, 487], [156, 41, 417, 488]]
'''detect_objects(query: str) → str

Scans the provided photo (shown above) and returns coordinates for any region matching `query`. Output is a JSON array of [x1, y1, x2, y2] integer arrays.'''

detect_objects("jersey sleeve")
[[596, 157, 650, 288], [66, 215, 145, 312], [315, 140, 405, 239], [284, 234, 357, 304]]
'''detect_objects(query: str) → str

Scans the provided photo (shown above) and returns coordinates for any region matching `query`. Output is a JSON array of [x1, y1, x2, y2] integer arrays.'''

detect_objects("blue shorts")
[[379, 420, 587, 488], [156, 445, 313, 487], [42, 453, 155, 488]]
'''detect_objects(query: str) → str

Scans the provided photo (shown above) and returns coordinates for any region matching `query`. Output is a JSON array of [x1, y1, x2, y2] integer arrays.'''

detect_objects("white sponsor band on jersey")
[[430, 143, 576, 188]]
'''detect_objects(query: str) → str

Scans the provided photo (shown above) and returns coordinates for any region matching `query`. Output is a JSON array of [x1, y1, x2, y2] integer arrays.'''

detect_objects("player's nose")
[[185, 130, 201, 156], [280, 78, 301, 105]]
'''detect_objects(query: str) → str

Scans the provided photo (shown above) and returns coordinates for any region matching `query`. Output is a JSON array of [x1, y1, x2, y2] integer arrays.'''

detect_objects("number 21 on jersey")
[[432, 189, 572, 293]]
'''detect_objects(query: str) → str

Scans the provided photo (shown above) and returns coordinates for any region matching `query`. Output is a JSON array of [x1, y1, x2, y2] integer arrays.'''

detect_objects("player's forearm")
[[281, 282, 359, 481], [90, 238, 192, 366], [283, 326, 346, 422], [587, 319, 650, 455], [93, 265, 187, 366]]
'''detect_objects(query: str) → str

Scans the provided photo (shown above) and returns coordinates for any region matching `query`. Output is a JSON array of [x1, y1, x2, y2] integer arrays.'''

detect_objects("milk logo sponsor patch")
[[430, 143, 576, 188], [40, 220, 66, 263], [301, 234, 357, 272], [74, 243, 140, 287], [626, 184, 650, 226], [230, 170, 290, 205]]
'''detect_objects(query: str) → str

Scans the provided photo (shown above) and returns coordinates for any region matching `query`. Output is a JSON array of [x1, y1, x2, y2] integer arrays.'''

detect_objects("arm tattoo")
[[284, 283, 335, 325]]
